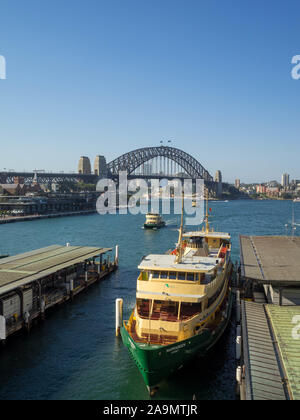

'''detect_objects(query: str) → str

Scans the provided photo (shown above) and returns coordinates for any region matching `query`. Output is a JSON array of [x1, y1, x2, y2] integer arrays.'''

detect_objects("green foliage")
[[56, 181, 96, 193]]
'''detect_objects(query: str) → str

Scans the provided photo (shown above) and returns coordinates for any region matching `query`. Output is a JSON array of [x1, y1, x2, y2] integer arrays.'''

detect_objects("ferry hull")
[[121, 290, 233, 389], [143, 222, 165, 229]]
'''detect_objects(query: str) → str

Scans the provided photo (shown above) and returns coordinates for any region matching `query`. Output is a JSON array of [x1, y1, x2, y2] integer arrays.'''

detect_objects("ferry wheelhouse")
[[121, 202, 233, 393]]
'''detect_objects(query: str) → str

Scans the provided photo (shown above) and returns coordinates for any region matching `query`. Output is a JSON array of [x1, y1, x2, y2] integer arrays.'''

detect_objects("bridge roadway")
[[0, 171, 217, 189]]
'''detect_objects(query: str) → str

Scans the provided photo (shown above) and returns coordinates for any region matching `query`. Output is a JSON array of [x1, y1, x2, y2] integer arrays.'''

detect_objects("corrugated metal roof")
[[266, 305, 300, 400], [0, 245, 112, 294], [240, 236, 300, 286], [241, 301, 287, 400]]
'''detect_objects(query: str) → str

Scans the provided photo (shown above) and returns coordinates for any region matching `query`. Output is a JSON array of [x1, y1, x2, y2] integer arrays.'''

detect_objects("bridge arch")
[[107, 146, 213, 181]]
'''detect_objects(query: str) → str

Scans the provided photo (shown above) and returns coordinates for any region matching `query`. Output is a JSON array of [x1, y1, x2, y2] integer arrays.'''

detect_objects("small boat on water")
[[122, 198, 233, 394], [293, 198, 300, 203], [144, 212, 166, 229]]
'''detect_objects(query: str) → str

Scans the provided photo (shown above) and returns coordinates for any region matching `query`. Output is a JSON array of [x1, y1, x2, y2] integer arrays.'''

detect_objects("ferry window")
[[151, 271, 160, 279], [160, 271, 168, 279], [187, 273, 194, 281], [141, 271, 148, 281], [137, 299, 150, 317], [169, 272, 177, 280], [180, 302, 202, 320], [152, 300, 179, 321], [203, 274, 212, 284], [178, 272, 186, 280]]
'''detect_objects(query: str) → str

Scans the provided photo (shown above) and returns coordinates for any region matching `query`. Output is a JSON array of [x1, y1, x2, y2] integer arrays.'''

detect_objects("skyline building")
[[143, 163, 152, 175], [281, 173, 290, 188], [235, 179, 241, 189]]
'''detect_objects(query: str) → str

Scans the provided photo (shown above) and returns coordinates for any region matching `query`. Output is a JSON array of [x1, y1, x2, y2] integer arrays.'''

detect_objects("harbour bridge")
[[0, 146, 218, 190], [107, 146, 213, 182]]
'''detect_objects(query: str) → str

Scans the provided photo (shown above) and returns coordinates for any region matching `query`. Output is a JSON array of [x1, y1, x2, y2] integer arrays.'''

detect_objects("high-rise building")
[[235, 179, 241, 189], [143, 163, 152, 175], [281, 173, 290, 188], [94, 155, 107, 177], [78, 156, 91, 174]]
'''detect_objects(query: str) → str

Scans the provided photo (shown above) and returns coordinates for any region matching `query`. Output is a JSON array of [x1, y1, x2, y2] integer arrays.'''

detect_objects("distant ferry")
[[144, 213, 166, 229], [122, 198, 233, 394]]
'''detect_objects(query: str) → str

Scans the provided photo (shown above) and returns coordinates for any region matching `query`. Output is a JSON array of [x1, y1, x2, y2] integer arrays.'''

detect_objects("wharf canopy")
[[240, 236, 300, 305], [0, 245, 111, 295], [0, 245, 114, 340], [241, 301, 300, 400]]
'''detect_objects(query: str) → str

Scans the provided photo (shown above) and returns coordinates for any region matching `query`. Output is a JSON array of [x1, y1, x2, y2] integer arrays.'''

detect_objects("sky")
[[0, 0, 299, 183]]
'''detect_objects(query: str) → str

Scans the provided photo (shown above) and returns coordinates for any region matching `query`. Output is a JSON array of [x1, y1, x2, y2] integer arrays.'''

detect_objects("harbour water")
[[0, 200, 298, 400]]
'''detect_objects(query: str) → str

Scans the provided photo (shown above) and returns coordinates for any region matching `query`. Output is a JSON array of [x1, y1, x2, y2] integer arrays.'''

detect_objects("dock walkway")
[[0, 209, 96, 224]]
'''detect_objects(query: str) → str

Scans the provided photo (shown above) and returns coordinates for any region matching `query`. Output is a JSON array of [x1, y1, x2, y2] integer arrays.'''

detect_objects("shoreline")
[[0, 209, 97, 224], [0, 198, 297, 225]]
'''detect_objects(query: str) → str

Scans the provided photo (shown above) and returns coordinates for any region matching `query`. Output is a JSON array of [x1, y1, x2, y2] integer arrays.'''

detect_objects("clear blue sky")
[[0, 0, 299, 183]]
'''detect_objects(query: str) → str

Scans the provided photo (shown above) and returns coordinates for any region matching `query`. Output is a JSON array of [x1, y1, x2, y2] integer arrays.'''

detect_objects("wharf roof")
[[138, 251, 220, 273], [240, 235, 300, 286], [266, 305, 300, 400], [0, 245, 112, 295], [241, 301, 287, 400]]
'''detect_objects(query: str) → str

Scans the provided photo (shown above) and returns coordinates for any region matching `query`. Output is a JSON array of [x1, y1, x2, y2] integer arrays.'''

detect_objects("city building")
[[267, 180, 279, 188], [143, 163, 152, 175], [256, 185, 267, 194], [0, 184, 26, 195], [235, 179, 240, 189], [94, 155, 107, 177], [281, 173, 290, 188], [78, 156, 91, 175], [266, 186, 280, 198]]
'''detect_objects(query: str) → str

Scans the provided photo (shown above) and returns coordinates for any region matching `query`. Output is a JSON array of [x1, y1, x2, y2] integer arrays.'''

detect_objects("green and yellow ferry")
[[121, 204, 233, 394], [144, 212, 166, 229]]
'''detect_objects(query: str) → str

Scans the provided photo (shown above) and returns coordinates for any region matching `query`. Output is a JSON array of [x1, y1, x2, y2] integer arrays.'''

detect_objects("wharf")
[[0, 244, 118, 341], [0, 209, 96, 224], [266, 305, 300, 400], [237, 235, 300, 400], [240, 301, 287, 400], [239, 235, 300, 304], [240, 301, 300, 400]]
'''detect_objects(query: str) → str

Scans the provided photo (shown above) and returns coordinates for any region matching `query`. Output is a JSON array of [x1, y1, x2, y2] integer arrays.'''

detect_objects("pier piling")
[[115, 298, 123, 337]]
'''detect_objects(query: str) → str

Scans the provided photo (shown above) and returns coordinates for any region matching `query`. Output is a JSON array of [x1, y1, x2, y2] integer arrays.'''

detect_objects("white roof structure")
[[138, 251, 220, 273], [183, 230, 231, 240]]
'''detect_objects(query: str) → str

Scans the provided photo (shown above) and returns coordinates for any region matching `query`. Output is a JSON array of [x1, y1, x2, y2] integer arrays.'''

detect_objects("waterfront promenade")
[[0, 209, 97, 224]]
